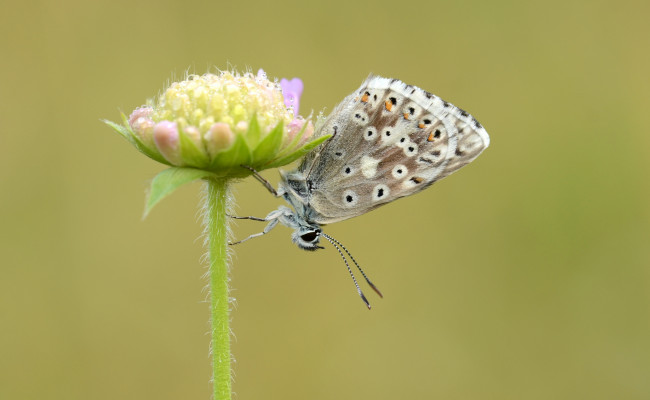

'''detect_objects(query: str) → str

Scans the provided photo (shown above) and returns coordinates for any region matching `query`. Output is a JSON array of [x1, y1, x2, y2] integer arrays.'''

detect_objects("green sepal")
[[274, 118, 310, 160], [103, 116, 170, 166], [251, 121, 284, 165], [145, 167, 218, 217], [178, 127, 210, 168], [103, 118, 131, 141], [244, 114, 261, 147], [265, 134, 332, 169], [208, 134, 253, 177]]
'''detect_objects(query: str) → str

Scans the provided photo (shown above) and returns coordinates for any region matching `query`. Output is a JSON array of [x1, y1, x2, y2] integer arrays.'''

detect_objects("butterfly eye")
[[300, 231, 319, 243]]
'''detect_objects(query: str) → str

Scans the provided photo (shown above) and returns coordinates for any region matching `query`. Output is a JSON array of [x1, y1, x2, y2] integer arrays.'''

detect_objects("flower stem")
[[204, 178, 231, 400]]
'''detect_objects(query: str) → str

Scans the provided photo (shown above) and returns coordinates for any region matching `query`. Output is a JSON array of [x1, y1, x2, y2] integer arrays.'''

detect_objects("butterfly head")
[[291, 224, 323, 251]]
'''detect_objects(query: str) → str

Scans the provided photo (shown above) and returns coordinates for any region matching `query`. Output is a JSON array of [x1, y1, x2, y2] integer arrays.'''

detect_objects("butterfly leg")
[[228, 208, 286, 245], [227, 214, 266, 222], [229, 218, 280, 245], [240, 165, 279, 196]]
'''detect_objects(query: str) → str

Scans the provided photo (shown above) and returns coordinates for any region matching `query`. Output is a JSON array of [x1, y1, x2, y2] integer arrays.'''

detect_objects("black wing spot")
[[377, 188, 384, 197], [423, 119, 431, 124], [385, 130, 391, 137], [346, 195, 353, 203], [434, 129, 441, 138], [344, 167, 351, 174], [455, 148, 464, 156], [473, 118, 482, 129], [408, 107, 415, 114], [459, 108, 469, 117], [335, 151, 342, 156], [418, 157, 434, 164], [373, 94, 377, 100], [431, 150, 441, 156], [442, 101, 450, 108], [389, 97, 397, 105], [400, 137, 406, 143], [408, 146, 415, 152]]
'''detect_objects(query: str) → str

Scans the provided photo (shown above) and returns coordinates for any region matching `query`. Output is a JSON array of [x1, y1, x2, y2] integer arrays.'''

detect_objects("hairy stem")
[[204, 178, 231, 400]]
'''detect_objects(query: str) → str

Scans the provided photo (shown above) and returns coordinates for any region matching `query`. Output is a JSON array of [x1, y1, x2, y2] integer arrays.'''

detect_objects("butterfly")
[[232, 75, 490, 308]]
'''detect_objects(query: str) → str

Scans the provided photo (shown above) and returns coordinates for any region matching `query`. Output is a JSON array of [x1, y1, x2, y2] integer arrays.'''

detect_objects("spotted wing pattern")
[[299, 75, 490, 224]]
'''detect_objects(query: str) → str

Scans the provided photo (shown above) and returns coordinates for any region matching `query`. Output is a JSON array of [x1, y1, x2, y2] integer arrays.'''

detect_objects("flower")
[[105, 70, 331, 178], [280, 77, 304, 117]]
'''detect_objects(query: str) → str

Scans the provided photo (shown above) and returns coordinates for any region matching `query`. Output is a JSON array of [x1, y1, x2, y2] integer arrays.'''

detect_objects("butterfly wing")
[[300, 75, 490, 224]]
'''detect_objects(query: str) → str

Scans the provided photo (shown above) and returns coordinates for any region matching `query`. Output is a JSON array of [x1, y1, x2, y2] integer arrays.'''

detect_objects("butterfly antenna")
[[322, 233, 383, 298], [321, 234, 371, 309]]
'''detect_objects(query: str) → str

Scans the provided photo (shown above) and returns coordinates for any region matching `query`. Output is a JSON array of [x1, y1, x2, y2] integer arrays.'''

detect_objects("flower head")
[[105, 70, 330, 178]]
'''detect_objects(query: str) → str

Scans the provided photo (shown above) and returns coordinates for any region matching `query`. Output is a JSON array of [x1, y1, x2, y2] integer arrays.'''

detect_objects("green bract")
[[104, 71, 331, 179]]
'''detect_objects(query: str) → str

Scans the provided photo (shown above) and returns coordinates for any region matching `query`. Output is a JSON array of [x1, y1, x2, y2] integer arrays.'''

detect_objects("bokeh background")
[[2, 0, 649, 399]]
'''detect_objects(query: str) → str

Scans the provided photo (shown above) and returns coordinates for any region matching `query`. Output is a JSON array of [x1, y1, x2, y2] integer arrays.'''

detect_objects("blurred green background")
[[1, 0, 649, 399]]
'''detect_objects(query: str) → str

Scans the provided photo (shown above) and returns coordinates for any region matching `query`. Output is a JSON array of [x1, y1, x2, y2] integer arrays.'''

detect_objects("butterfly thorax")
[[274, 170, 326, 251], [278, 170, 320, 224]]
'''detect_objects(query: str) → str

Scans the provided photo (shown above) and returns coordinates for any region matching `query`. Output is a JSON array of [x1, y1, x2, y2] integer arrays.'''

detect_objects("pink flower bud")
[[128, 107, 155, 148], [153, 121, 183, 166], [204, 122, 234, 157], [128, 106, 153, 127]]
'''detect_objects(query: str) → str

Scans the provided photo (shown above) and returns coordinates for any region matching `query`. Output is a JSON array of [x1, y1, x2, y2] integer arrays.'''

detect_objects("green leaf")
[[208, 134, 253, 177], [145, 167, 217, 217], [265, 134, 332, 169], [251, 121, 284, 165]]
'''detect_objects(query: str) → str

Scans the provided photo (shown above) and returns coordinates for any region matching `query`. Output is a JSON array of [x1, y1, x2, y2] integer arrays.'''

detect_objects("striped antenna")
[[321, 233, 371, 309], [321, 233, 383, 298]]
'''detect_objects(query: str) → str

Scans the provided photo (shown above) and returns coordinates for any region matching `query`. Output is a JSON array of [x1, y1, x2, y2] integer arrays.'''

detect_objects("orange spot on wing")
[[385, 100, 392, 112], [403, 113, 410, 120], [361, 92, 369, 103], [411, 177, 424, 183], [427, 132, 435, 141], [418, 123, 425, 129]]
